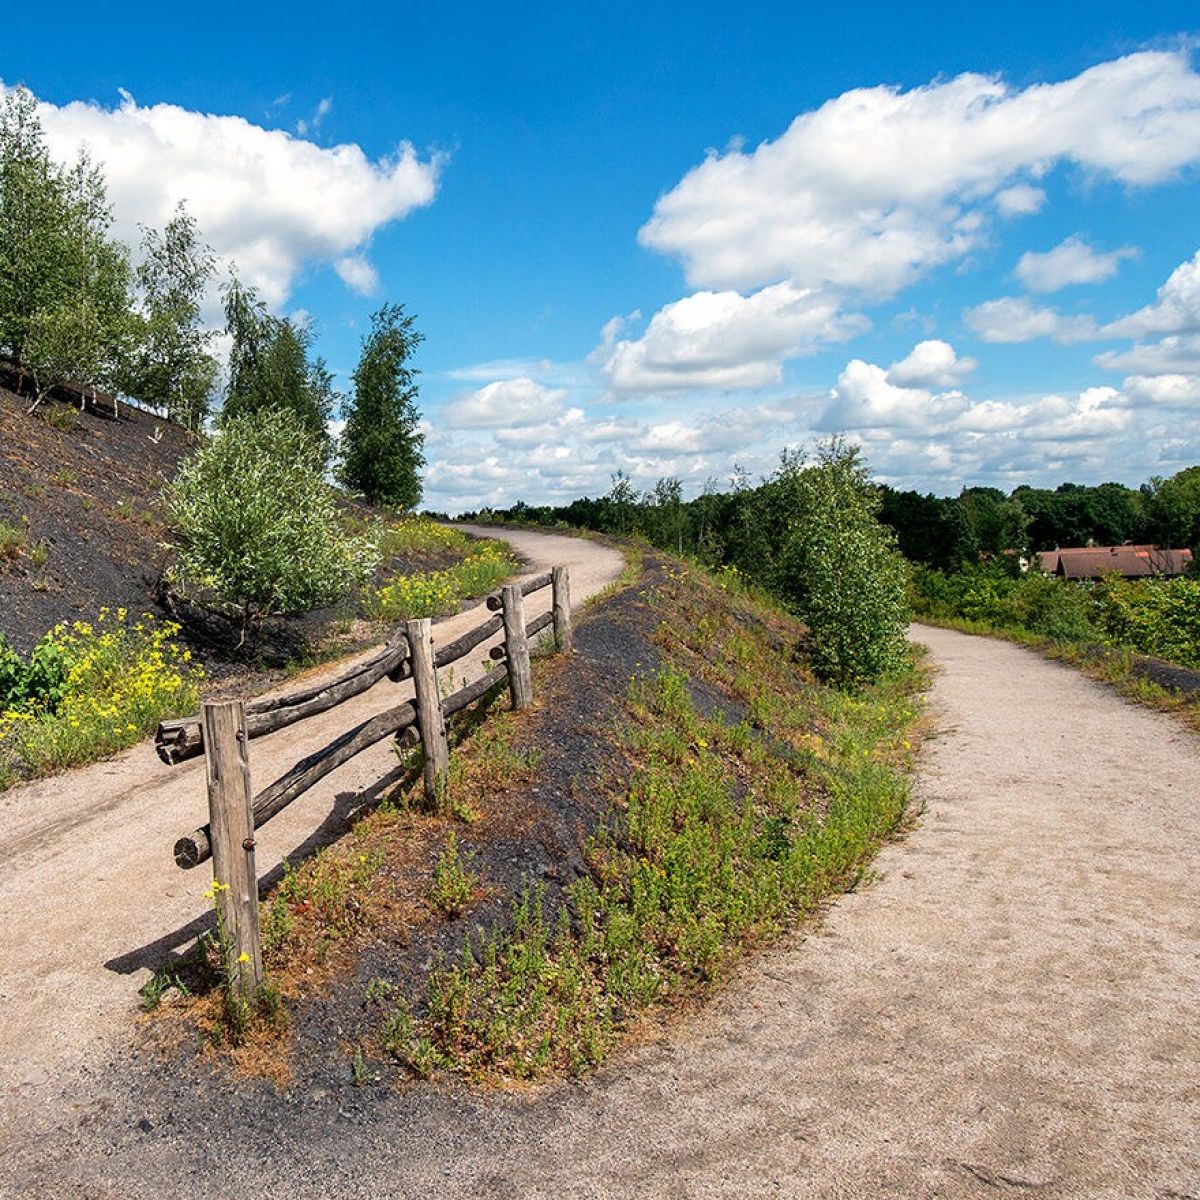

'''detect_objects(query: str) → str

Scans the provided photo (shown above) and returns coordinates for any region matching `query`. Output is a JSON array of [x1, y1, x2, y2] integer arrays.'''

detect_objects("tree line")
[[878, 471, 1200, 568], [468, 463, 1200, 572], [470, 441, 912, 686], [0, 85, 424, 508]]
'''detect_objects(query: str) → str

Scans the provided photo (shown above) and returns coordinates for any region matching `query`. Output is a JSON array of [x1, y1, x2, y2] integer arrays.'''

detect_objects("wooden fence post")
[[202, 700, 263, 1000], [406, 618, 449, 807], [552, 565, 573, 655], [501, 583, 533, 710]]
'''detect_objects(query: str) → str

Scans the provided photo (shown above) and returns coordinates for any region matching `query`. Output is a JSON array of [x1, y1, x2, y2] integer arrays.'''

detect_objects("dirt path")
[[5, 617, 1199, 1198], [0, 527, 623, 1099]]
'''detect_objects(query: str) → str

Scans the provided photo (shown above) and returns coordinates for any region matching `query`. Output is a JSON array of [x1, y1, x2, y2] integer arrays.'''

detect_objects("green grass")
[[377, 516, 475, 560], [154, 553, 926, 1083], [0, 520, 27, 562], [0, 611, 203, 791], [429, 832, 478, 917], [380, 561, 925, 1082]]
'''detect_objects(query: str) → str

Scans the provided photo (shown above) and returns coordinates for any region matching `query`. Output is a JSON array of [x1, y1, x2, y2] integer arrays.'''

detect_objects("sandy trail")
[[441, 622, 1197, 1198], [4, 610, 1198, 1199], [0, 527, 623, 1096]]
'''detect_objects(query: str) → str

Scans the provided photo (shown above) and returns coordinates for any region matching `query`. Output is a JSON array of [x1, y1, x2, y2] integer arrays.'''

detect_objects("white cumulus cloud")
[[639, 50, 1200, 299], [443, 377, 568, 429], [1095, 332, 1200, 374], [1103, 248, 1200, 338], [964, 296, 1097, 343], [994, 185, 1047, 216], [886, 339, 977, 388], [821, 359, 969, 431], [333, 255, 380, 295], [1122, 373, 1200, 407], [1015, 236, 1137, 292], [14, 85, 442, 307], [597, 282, 867, 394]]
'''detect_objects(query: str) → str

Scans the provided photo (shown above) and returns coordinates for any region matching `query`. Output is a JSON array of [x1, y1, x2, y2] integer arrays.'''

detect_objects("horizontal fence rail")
[[157, 574, 552, 765], [172, 566, 570, 999]]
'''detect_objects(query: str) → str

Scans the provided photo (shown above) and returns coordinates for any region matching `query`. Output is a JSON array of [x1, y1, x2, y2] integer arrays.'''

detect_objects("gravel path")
[[4, 617, 1198, 1198]]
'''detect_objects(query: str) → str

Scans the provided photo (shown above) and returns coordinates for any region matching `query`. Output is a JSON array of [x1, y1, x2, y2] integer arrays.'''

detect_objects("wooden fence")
[[162, 566, 572, 999]]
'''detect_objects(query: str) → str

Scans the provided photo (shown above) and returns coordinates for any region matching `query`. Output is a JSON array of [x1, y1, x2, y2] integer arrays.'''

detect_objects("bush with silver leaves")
[[166, 409, 379, 632]]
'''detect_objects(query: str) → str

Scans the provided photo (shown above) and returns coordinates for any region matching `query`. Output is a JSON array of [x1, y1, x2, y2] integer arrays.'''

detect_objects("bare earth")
[[3, 598, 1199, 1197]]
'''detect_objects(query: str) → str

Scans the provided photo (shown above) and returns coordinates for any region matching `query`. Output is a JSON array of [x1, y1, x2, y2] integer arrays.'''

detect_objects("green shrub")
[[926, 566, 1100, 642], [1095, 576, 1200, 667], [911, 563, 1200, 664], [768, 441, 910, 686], [165, 410, 379, 630], [0, 630, 70, 710]]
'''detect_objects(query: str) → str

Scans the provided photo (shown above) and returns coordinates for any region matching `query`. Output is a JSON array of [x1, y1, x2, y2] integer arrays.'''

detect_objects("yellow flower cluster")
[[371, 541, 516, 621], [379, 516, 474, 559], [0, 609, 205, 782]]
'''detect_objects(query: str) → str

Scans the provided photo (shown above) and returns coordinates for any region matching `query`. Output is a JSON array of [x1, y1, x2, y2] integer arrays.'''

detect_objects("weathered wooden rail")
[[173, 568, 571, 998]]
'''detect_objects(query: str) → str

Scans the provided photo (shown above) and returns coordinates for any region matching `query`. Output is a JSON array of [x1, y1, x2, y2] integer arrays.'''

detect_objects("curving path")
[[4, 610, 1199, 1199], [0, 527, 623, 1103]]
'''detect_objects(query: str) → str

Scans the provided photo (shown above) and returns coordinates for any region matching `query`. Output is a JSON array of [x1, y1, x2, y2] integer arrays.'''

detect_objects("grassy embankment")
[[152, 552, 928, 1086]]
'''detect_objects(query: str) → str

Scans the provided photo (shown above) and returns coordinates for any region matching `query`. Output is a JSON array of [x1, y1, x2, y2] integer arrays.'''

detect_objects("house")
[[1036, 544, 1194, 580]]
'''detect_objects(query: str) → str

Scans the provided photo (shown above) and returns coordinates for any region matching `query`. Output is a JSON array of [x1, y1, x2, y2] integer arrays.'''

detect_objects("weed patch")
[[369, 537, 516, 620], [385, 561, 925, 1082], [0, 609, 203, 788], [151, 553, 926, 1089]]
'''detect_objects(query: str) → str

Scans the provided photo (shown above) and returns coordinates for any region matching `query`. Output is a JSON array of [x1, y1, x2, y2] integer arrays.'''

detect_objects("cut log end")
[[174, 832, 207, 870]]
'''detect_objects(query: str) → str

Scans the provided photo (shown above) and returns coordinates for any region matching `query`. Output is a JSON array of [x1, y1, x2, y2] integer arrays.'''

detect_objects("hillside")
[[0, 382, 192, 654], [0, 386, 505, 668]]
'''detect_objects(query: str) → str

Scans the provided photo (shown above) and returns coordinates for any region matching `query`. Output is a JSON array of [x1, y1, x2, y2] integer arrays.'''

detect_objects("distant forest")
[[462, 459, 1200, 571]]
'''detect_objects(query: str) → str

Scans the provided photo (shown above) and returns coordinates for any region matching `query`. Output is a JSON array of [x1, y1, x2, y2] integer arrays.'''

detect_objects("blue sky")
[[4, 2, 1200, 510]]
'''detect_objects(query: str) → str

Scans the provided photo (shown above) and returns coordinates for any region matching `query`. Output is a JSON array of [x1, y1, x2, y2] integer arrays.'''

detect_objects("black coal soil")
[[0, 381, 488, 690], [0, 381, 191, 654]]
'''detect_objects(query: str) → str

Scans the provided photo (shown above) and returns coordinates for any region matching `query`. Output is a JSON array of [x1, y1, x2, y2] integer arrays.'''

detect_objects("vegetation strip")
[[148, 553, 926, 1088]]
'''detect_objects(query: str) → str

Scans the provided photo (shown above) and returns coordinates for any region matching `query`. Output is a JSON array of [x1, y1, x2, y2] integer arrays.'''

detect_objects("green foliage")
[[0, 92, 135, 402], [339, 303, 425, 508], [913, 563, 1200, 666], [912, 563, 1100, 643], [1094, 575, 1200, 668], [0, 519, 28, 560], [369, 538, 516, 620], [1142, 466, 1200, 555], [0, 610, 203, 788], [761, 441, 910, 686], [165, 409, 379, 627], [0, 629, 70, 710], [221, 279, 336, 460], [126, 203, 218, 430], [406, 642, 921, 1081], [430, 832, 477, 917], [0, 87, 77, 366], [377, 515, 476, 559]]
